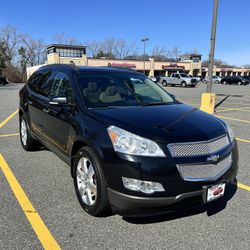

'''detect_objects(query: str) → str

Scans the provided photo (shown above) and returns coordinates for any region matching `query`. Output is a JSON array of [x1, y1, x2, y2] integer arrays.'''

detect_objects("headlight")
[[225, 122, 234, 142], [107, 125, 165, 157]]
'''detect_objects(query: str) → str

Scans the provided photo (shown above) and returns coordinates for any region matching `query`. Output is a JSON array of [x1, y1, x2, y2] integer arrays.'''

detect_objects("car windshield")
[[77, 72, 175, 108], [180, 73, 190, 78]]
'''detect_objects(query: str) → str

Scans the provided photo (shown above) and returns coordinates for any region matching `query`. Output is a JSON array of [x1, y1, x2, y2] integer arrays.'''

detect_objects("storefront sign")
[[220, 68, 233, 72], [108, 62, 136, 68], [162, 64, 185, 70]]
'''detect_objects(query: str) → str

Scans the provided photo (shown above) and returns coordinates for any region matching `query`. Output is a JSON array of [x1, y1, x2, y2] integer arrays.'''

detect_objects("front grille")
[[176, 153, 232, 181], [191, 79, 197, 83], [168, 135, 229, 158]]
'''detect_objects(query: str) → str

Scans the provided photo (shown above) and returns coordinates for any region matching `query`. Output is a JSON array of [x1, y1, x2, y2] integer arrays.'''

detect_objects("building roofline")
[[47, 44, 87, 50], [180, 53, 202, 57]]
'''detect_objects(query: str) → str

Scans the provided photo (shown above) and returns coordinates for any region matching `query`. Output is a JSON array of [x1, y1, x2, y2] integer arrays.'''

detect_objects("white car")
[[204, 76, 222, 84]]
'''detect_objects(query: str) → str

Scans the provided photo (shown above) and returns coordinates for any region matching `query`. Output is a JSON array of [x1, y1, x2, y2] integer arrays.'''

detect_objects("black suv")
[[19, 64, 238, 216], [220, 76, 249, 85]]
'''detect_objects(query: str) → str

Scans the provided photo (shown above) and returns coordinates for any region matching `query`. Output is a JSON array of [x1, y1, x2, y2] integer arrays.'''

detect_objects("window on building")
[[54, 48, 85, 58], [192, 57, 200, 63]]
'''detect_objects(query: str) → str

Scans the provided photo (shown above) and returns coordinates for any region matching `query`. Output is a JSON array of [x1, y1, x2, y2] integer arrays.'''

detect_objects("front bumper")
[[103, 141, 238, 216], [108, 172, 237, 216]]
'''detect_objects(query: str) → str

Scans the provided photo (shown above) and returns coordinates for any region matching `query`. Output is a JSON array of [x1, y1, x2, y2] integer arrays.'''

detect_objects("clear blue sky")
[[1, 0, 250, 66]]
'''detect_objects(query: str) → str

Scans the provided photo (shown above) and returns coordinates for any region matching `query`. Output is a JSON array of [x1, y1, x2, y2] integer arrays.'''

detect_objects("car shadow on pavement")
[[123, 182, 237, 225]]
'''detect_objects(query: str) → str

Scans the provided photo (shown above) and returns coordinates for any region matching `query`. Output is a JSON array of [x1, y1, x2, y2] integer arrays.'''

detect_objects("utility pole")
[[141, 38, 149, 75], [207, 0, 219, 92], [200, 0, 219, 114]]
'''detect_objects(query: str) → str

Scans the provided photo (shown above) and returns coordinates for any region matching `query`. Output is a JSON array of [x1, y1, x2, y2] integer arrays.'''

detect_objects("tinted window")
[[28, 72, 42, 93], [78, 72, 174, 108], [50, 72, 73, 102], [180, 73, 190, 78], [28, 70, 53, 97]]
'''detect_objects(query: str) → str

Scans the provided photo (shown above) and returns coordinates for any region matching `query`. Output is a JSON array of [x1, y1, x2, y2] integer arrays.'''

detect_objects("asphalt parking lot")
[[0, 83, 249, 250]]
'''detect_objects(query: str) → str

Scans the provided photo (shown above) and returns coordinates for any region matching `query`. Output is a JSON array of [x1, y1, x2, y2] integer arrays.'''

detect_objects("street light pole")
[[141, 38, 149, 75], [200, 0, 219, 114], [207, 0, 219, 93]]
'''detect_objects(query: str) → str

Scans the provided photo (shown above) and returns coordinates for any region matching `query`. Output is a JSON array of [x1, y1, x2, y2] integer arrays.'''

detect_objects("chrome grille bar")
[[176, 153, 232, 182], [168, 135, 229, 158]]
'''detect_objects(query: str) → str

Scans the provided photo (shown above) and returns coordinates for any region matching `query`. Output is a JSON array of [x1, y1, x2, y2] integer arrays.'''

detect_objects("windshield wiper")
[[142, 102, 172, 106], [89, 105, 130, 110]]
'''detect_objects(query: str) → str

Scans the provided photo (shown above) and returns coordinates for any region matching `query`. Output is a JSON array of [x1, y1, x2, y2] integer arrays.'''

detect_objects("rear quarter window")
[[28, 70, 53, 97]]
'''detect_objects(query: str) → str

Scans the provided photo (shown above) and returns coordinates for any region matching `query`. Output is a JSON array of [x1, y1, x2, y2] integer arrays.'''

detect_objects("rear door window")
[[28, 70, 53, 98]]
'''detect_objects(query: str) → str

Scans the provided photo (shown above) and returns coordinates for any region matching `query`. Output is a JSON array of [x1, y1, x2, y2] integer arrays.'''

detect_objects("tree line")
[[0, 24, 237, 83]]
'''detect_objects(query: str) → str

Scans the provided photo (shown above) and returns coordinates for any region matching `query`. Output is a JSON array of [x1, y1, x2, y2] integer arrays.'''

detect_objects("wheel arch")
[[70, 140, 89, 177]]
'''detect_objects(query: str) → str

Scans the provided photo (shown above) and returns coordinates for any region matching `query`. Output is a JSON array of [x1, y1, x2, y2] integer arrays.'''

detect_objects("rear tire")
[[181, 81, 187, 87], [238, 81, 241, 85], [73, 146, 110, 217], [19, 115, 39, 151], [223, 81, 227, 85]]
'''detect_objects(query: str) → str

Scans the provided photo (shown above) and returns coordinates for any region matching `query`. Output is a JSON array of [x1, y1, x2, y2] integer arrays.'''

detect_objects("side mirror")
[[49, 97, 68, 105]]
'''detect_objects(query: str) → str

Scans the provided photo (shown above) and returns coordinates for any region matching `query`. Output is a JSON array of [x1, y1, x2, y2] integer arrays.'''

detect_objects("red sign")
[[162, 64, 185, 70], [108, 62, 136, 69], [220, 68, 233, 72]]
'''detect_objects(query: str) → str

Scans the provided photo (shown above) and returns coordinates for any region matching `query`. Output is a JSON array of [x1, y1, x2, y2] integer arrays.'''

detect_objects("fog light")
[[122, 177, 165, 194]]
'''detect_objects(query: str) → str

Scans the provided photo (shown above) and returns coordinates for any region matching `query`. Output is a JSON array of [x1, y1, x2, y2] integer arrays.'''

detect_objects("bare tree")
[[189, 48, 200, 54], [52, 33, 80, 45], [151, 45, 168, 60], [86, 40, 102, 58], [19, 36, 46, 66], [242, 64, 250, 68], [115, 39, 136, 59], [167, 47, 182, 60], [0, 25, 23, 65], [101, 37, 116, 58], [202, 59, 227, 67], [86, 38, 136, 59]]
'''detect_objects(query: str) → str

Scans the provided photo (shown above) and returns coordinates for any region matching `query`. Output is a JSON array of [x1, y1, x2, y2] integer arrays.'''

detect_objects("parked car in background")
[[19, 64, 238, 217], [0, 76, 9, 85], [220, 76, 249, 85], [200, 76, 207, 83], [241, 75, 250, 81], [148, 76, 157, 83], [202, 76, 221, 84], [159, 73, 197, 87], [189, 75, 201, 82], [212, 76, 222, 84]]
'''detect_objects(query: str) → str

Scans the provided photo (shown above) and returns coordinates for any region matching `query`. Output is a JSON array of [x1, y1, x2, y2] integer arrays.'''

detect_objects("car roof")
[[38, 64, 142, 75]]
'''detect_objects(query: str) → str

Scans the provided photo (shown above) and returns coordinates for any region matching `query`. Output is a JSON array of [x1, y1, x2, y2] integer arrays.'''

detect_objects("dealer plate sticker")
[[207, 183, 225, 202]]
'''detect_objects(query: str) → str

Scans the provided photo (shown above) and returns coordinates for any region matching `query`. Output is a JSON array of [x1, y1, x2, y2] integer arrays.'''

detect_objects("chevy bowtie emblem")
[[207, 155, 220, 162]]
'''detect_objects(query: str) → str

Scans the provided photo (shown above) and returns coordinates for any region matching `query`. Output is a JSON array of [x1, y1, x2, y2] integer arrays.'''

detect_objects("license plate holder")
[[203, 183, 226, 203]]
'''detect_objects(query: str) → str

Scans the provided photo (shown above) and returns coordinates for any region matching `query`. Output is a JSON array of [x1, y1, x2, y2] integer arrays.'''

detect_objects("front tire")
[[19, 115, 39, 151], [162, 80, 167, 86], [73, 146, 110, 216], [181, 81, 187, 87]]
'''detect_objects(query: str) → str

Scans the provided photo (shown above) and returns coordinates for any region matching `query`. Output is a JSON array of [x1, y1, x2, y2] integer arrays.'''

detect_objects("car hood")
[[92, 104, 227, 144]]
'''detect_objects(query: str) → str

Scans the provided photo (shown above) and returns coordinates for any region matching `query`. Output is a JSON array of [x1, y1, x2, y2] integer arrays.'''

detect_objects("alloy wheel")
[[76, 157, 97, 206], [21, 119, 27, 146]]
